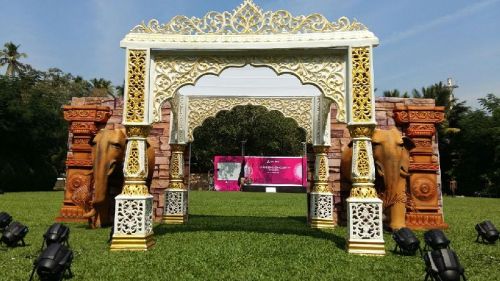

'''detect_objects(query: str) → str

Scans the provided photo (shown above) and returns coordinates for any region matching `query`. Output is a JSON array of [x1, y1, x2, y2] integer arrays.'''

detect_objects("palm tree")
[[0, 42, 28, 76], [90, 78, 115, 98], [383, 89, 409, 98]]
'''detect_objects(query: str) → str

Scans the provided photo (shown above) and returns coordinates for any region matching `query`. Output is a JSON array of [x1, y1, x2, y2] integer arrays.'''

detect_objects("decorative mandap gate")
[[111, 0, 384, 255]]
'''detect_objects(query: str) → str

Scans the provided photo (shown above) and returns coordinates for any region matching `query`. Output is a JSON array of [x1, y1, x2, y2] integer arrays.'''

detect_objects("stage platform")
[[241, 185, 306, 193]]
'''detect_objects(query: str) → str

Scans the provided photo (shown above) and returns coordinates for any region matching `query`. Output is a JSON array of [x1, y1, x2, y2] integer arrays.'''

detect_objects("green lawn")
[[1, 192, 499, 280]]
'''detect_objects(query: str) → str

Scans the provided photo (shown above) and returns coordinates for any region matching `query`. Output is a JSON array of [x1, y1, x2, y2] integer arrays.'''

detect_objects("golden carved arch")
[[152, 54, 346, 123], [187, 97, 313, 142]]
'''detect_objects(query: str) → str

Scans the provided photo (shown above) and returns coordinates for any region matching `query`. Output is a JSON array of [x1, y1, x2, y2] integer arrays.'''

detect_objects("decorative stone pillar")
[[309, 145, 334, 228], [110, 126, 155, 251], [56, 106, 111, 223], [346, 47, 385, 255], [394, 105, 448, 229], [110, 48, 155, 251], [163, 144, 188, 224]]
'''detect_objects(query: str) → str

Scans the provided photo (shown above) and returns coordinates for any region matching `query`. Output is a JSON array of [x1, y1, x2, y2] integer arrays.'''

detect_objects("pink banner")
[[214, 156, 307, 191], [244, 156, 306, 186]]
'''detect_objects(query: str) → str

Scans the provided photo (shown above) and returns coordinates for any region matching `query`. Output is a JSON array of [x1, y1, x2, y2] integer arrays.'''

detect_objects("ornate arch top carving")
[[121, 0, 378, 49], [152, 54, 345, 123], [187, 97, 313, 142], [132, 0, 366, 35]]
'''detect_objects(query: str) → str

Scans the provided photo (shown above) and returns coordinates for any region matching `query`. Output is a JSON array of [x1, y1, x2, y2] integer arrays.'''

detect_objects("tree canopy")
[[0, 42, 121, 191], [190, 105, 306, 173]]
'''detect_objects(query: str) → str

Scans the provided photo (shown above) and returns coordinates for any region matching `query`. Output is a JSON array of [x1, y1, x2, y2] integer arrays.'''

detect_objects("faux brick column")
[[394, 105, 448, 229], [56, 106, 111, 222]]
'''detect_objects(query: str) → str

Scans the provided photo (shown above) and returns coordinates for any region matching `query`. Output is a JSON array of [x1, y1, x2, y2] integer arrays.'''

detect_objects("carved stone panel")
[[152, 54, 345, 123]]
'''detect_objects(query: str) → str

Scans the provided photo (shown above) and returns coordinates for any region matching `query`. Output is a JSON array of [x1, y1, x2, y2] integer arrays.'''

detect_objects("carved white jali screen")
[[116, 199, 146, 235], [311, 193, 333, 219], [165, 190, 187, 215], [350, 202, 382, 240]]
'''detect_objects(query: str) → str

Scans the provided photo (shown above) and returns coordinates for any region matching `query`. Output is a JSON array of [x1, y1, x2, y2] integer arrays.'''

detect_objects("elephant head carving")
[[83, 128, 155, 228], [341, 128, 415, 231]]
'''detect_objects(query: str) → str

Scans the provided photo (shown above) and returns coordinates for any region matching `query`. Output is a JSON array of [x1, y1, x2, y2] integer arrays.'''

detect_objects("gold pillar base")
[[110, 234, 155, 251], [347, 240, 385, 256], [310, 218, 334, 229], [162, 214, 188, 224]]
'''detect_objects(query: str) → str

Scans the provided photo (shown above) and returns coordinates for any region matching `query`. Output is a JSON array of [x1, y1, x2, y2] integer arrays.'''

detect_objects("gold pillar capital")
[[312, 145, 330, 154], [125, 125, 152, 138], [347, 124, 375, 138], [350, 184, 378, 198], [122, 182, 149, 196]]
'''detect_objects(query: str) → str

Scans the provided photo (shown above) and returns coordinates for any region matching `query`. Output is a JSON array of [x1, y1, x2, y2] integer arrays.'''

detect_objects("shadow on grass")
[[154, 215, 346, 249]]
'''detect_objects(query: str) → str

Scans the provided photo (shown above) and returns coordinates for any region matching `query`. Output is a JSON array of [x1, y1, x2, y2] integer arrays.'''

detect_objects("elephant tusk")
[[82, 208, 96, 218], [400, 167, 410, 177]]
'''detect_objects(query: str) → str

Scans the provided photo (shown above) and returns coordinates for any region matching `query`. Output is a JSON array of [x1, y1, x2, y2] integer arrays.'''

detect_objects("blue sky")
[[1, 0, 499, 107]]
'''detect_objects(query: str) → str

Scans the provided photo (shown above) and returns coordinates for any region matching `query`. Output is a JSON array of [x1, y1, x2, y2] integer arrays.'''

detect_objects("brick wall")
[[69, 97, 441, 223]]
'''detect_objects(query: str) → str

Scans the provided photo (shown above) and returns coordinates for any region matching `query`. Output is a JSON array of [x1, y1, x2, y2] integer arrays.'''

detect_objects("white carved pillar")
[[346, 47, 385, 255], [309, 145, 334, 228], [163, 143, 188, 224], [110, 49, 155, 251]]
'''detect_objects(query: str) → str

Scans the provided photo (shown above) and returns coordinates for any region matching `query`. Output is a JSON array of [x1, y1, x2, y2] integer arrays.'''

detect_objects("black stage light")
[[392, 227, 422, 255], [41, 223, 70, 251], [1, 221, 29, 247], [424, 229, 451, 251], [475, 220, 499, 244], [423, 248, 467, 281], [0, 211, 12, 230], [29, 243, 73, 281]]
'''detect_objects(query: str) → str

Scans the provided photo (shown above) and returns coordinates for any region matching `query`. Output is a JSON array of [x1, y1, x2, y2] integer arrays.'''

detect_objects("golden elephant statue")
[[341, 128, 415, 231], [83, 128, 155, 228]]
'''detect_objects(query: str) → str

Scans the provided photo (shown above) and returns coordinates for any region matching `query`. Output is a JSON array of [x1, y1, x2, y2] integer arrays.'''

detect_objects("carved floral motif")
[[125, 140, 140, 175], [125, 50, 147, 123], [64, 107, 111, 122], [406, 124, 436, 137], [131, 0, 367, 35], [411, 178, 436, 201], [351, 47, 372, 122]]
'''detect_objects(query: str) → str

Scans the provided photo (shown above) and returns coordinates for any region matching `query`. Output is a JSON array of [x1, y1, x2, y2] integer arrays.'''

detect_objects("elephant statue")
[[83, 128, 155, 228], [340, 128, 415, 231]]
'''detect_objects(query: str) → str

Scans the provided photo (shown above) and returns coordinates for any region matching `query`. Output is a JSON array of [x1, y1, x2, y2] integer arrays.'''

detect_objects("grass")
[[0, 191, 499, 281]]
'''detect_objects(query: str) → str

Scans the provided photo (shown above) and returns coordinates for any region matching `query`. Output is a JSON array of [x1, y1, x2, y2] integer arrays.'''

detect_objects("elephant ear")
[[402, 136, 416, 151], [91, 130, 102, 146]]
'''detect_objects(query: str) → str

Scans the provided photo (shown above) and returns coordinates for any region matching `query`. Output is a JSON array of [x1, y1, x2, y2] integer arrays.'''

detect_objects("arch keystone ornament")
[[117, 0, 380, 253]]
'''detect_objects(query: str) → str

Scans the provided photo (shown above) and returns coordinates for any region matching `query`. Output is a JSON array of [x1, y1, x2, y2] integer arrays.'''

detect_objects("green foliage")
[[0, 75, 68, 190], [447, 94, 500, 196], [1, 191, 499, 280], [191, 105, 306, 172], [389, 80, 499, 196], [383, 89, 409, 98], [0, 41, 122, 191]]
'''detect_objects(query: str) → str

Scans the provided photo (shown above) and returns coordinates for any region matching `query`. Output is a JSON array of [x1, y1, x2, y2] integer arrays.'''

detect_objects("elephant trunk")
[[83, 139, 117, 218], [376, 156, 408, 230]]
